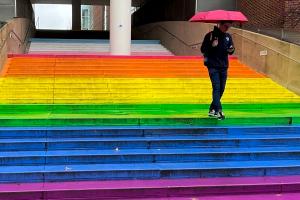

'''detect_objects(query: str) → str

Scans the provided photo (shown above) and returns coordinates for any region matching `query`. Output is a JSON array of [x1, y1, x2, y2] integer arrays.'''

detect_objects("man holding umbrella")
[[190, 10, 248, 120], [201, 21, 235, 120]]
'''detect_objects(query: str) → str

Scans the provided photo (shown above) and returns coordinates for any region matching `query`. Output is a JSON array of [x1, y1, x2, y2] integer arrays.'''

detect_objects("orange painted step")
[[2, 57, 264, 78]]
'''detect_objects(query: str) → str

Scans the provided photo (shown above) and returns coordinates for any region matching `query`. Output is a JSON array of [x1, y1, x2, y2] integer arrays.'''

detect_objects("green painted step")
[[0, 116, 298, 127], [0, 103, 298, 127], [0, 103, 299, 114]]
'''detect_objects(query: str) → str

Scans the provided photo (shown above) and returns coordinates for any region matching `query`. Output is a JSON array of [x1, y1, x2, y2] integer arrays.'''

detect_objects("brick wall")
[[284, 0, 300, 31], [92, 6, 105, 30], [237, 0, 285, 29], [237, 0, 300, 32]]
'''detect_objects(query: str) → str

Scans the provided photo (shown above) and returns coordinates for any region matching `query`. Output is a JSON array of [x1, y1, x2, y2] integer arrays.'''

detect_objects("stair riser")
[[1, 152, 300, 166], [0, 127, 299, 139], [1, 167, 300, 183], [1, 139, 300, 151], [1, 184, 300, 200], [0, 117, 297, 127]]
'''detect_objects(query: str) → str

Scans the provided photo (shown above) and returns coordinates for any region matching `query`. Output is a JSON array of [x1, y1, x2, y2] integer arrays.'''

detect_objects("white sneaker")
[[208, 109, 218, 118], [217, 112, 225, 120]]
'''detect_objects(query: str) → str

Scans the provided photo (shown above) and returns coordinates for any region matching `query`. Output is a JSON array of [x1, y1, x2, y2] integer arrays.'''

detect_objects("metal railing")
[[135, 24, 201, 49], [0, 21, 6, 29], [241, 27, 300, 46], [0, 19, 34, 53]]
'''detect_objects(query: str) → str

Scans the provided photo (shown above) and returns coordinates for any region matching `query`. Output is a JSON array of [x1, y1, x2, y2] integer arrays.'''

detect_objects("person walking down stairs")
[[201, 21, 235, 120]]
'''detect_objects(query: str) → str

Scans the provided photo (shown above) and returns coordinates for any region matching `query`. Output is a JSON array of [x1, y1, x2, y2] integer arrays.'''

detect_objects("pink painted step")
[[1, 176, 300, 199]]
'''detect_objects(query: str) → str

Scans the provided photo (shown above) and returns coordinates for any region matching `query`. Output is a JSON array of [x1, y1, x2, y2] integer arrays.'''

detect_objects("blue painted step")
[[0, 126, 299, 139], [1, 147, 300, 166], [1, 134, 300, 151], [0, 126, 299, 183], [1, 160, 300, 183]]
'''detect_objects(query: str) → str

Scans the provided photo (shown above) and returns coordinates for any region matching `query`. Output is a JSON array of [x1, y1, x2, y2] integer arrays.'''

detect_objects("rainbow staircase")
[[0, 38, 300, 199]]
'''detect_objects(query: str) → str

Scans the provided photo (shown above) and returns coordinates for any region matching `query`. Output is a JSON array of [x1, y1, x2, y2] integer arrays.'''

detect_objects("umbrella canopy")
[[189, 10, 248, 23]]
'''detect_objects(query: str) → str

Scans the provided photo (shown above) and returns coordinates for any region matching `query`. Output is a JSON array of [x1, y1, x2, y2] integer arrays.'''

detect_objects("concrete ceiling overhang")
[[30, 0, 147, 7]]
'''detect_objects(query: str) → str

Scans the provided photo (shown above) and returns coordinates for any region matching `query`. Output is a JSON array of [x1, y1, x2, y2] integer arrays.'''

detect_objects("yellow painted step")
[[0, 77, 299, 104], [0, 88, 294, 94], [0, 97, 298, 104], [0, 93, 298, 100], [0, 85, 279, 89]]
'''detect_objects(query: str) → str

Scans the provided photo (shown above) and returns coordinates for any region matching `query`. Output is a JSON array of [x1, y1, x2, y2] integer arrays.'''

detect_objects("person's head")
[[219, 21, 233, 33]]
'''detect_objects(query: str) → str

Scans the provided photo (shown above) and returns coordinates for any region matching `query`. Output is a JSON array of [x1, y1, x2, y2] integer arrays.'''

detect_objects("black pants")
[[208, 67, 228, 112]]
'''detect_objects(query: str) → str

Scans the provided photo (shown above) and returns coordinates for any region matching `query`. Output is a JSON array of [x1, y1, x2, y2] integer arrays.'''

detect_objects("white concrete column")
[[110, 0, 131, 55]]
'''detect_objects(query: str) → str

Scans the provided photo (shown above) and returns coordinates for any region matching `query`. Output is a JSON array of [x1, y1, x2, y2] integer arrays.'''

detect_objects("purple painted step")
[[124, 193, 300, 200], [1, 176, 300, 199]]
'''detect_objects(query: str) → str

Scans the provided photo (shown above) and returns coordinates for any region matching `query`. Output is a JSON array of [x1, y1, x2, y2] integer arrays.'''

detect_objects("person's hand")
[[212, 37, 218, 47], [227, 45, 235, 53]]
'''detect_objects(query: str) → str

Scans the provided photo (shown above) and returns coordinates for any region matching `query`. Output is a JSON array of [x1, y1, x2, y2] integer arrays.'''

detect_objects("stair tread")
[[0, 175, 300, 192], [1, 160, 300, 173], [0, 176, 300, 194], [1, 134, 300, 143], [127, 193, 300, 200], [0, 109, 298, 118], [2, 146, 300, 157]]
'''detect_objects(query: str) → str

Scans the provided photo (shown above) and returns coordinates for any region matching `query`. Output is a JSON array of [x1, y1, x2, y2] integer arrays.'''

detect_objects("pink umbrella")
[[189, 10, 248, 23]]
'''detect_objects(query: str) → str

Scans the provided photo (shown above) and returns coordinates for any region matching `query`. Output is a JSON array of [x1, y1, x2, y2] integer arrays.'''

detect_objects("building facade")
[[81, 5, 106, 30]]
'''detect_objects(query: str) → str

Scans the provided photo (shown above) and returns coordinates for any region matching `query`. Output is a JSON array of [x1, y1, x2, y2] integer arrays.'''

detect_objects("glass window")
[[81, 8, 90, 30]]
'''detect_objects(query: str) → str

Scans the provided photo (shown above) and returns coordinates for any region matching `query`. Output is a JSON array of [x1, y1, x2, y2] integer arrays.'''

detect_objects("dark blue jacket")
[[201, 26, 235, 68]]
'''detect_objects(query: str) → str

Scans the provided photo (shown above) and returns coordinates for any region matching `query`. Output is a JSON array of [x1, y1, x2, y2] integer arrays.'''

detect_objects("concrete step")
[[2, 146, 300, 166], [0, 126, 298, 138], [1, 160, 300, 183], [0, 114, 298, 127], [0, 88, 294, 94], [0, 176, 300, 199], [28, 39, 174, 56], [2, 134, 300, 151]]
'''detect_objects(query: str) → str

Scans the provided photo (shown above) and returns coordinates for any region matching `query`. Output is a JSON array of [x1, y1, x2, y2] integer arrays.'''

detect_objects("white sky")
[[33, 4, 72, 30]]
